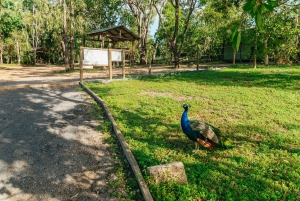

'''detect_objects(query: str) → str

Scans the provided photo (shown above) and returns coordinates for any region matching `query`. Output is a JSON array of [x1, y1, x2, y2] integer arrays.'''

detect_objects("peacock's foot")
[[192, 149, 199, 153]]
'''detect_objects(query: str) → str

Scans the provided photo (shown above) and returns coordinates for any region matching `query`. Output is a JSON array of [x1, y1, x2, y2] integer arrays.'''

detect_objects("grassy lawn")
[[86, 65, 300, 201]]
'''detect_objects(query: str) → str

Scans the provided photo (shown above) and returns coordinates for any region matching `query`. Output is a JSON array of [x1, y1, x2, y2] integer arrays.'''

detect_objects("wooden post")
[[101, 36, 104, 48], [122, 50, 126, 79], [148, 48, 153, 75], [197, 45, 199, 71], [80, 47, 83, 83], [108, 48, 112, 80], [131, 40, 134, 68]]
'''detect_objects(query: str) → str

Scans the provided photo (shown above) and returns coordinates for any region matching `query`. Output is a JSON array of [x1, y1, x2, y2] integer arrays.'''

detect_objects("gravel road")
[[0, 85, 118, 200]]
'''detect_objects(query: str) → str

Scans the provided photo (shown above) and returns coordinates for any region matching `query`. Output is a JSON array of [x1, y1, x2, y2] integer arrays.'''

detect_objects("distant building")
[[223, 45, 252, 61]]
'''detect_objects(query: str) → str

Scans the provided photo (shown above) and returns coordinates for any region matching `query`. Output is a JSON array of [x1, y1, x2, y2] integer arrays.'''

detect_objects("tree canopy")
[[0, 0, 299, 66]]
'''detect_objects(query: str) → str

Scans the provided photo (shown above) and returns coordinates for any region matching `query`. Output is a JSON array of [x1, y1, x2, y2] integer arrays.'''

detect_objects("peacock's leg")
[[193, 142, 199, 153]]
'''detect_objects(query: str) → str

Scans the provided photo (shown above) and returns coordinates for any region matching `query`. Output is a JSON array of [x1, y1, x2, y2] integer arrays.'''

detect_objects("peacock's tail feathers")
[[190, 121, 219, 144], [196, 138, 216, 149]]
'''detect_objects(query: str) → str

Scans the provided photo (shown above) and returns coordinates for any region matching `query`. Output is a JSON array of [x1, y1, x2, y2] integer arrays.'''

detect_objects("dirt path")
[[0, 86, 119, 200], [0, 64, 227, 87]]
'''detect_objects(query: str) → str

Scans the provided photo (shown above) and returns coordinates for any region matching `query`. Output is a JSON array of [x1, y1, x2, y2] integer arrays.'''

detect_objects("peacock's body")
[[181, 104, 220, 151]]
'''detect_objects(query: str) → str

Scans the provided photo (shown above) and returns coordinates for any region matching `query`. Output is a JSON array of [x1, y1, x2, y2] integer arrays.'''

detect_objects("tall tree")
[[62, 0, 69, 71], [69, 0, 74, 70], [155, 0, 197, 68], [123, 0, 155, 64]]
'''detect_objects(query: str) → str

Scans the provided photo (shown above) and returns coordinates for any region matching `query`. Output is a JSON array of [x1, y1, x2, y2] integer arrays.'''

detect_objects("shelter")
[[80, 25, 139, 82], [85, 25, 139, 50], [29, 47, 50, 65]]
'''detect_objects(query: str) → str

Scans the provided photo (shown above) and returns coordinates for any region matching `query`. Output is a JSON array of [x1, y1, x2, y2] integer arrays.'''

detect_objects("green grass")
[[85, 65, 300, 201], [88, 100, 143, 200]]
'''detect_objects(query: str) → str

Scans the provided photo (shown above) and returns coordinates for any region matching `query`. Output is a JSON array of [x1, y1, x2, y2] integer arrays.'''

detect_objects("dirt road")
[[0, 64, 216, 88], [0, 66, 123, 200], [0, 86, 119, 200]]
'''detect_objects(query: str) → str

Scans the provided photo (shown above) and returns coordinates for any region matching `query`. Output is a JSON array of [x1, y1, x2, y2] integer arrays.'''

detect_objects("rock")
[[146, 161, 188, 184]]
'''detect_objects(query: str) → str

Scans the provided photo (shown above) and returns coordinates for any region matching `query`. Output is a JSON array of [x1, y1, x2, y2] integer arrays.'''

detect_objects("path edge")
[[79, 81, 154, 201]]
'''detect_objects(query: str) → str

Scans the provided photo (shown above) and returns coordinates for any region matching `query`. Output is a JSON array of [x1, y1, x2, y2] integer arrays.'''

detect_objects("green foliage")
[[243, 0, 279, 31], [86, 66, 300, 200], [0, 1, 22, 37], [1, 0, 299, 65], [230, 27, 241, 51]]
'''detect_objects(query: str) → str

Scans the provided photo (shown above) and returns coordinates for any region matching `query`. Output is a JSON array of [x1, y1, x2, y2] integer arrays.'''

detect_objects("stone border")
[[79, 81, 154, 201]]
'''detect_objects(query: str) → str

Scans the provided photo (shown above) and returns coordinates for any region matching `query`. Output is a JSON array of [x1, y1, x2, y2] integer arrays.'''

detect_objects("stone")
[[146, 161, 188, 184]]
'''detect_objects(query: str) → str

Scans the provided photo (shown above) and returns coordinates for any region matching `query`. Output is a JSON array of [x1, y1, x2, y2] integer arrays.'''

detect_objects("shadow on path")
[[0, 86, 118, 200]]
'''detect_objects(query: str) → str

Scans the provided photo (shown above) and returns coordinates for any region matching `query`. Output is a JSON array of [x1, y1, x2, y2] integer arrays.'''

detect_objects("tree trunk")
[[264, 37, 269, 65], [233, 50, 236, 65], [154, 0, 196, 69], [253, 28, 258, 68], [253, 54, 257, 68], [0, 45, 3, 64], [69, 0, 75, 70], [141, 40, 147, 64], [16, 39, 21, 65], [173, 1, 180, 68], [174, 53, 180, 68], [152, 38, 159, 63], [62, 0, 70, 71], [34, 49, 36, 65], [138, 29, 147, 64]]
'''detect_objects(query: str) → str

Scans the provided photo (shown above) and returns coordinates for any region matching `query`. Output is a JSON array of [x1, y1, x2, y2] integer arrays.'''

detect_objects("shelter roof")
[[29, 47, 49, 53], [87, 25, 139, 42]]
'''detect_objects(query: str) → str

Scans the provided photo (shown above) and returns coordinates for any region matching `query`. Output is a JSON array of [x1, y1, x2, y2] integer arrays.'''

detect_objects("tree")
[[123, 0, 156, 65], [154, 0, 198, 68], [0, 0, 21, 64], [237, 0, 300, 66], [62, 0, 69, 70]]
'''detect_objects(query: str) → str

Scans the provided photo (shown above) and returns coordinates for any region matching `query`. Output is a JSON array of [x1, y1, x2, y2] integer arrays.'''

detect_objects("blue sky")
[[149, 16, 159, 38]]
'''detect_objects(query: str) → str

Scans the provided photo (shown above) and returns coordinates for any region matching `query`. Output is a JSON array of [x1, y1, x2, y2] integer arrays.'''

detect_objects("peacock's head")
[[182, 104, 189, 111]]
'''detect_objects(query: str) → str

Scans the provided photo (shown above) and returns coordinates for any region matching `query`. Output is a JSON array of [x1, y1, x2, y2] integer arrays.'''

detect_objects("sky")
[[149, 16, 159, 38]]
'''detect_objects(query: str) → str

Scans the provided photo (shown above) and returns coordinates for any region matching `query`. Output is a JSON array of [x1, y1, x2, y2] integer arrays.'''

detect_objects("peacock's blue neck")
[[181, 109, 190, 130], [181, 107, 197, 142]]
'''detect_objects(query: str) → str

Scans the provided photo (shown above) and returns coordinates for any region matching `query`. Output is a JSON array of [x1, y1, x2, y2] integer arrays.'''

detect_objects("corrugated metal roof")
[[87, 25, 139, 42]]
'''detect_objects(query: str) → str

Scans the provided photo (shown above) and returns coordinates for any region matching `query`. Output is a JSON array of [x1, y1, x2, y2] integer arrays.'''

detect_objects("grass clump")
[[86, 65, 300, 201]]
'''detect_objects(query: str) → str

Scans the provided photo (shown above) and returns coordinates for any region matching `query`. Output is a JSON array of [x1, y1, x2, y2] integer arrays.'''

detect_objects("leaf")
[[243, 0, 255, 12], [236, 31, 241, 51], [258, 4, 264, 14], [252, 5, 258, 14], [264, 3, 274, 12], [232, 30, 241, 51], [230, 26, 238, 42], [267, 0, 279, 7], [255, 11, 262, 31]]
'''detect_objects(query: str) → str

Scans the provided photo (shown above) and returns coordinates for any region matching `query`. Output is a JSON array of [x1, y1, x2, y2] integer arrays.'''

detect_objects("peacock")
[[181, 103, 221, 151]]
